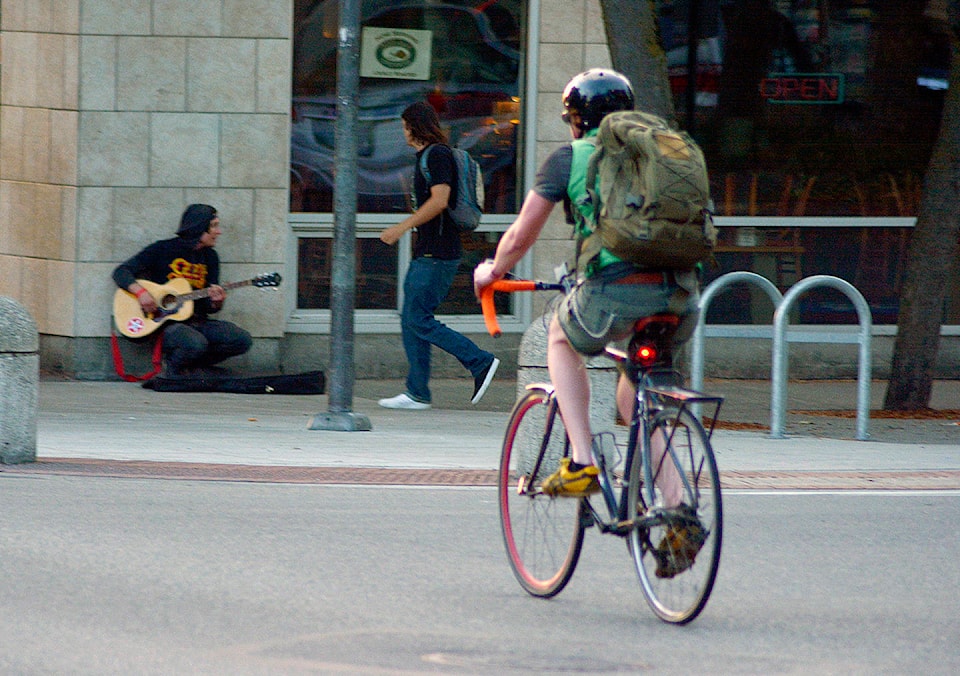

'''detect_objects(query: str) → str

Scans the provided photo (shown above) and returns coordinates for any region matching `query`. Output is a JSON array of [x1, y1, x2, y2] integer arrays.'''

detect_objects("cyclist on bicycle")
[[474, 69, 700, 498]]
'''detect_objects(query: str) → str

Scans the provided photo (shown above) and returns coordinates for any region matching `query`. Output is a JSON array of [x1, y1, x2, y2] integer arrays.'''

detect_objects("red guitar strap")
[[110, 328, 163, 382]]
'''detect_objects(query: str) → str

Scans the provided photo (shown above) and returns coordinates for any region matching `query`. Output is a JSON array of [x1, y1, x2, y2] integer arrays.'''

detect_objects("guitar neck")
[[178, 279, 252, 302]]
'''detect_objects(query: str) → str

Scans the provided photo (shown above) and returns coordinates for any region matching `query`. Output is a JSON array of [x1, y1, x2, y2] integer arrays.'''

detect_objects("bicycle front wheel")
[[499, 386, 586, 598], [627, 405, 722, 624]]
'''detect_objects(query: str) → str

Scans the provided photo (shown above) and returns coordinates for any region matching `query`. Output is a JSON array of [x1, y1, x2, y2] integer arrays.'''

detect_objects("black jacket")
[[112, 238, 221, 317]]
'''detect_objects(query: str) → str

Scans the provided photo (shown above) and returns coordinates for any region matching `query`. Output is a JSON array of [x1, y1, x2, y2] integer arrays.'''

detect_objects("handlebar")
[[480, 279, 564, 337]]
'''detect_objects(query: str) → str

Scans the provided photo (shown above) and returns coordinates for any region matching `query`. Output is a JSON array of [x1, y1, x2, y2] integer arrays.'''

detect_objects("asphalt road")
[[1, 476, 958, 674]]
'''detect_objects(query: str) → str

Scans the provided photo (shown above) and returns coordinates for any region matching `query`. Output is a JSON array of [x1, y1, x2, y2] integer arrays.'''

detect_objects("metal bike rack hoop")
[[770, 275, 873, 440], [691, 271, 784, 392]]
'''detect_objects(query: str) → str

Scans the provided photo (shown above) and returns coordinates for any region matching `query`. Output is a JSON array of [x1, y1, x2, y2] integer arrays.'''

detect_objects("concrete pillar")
[[0, 297, 39, 464]]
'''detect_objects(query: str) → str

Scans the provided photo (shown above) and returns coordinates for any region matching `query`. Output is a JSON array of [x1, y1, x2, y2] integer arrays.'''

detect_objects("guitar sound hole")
[[160, 295, 179, 311]]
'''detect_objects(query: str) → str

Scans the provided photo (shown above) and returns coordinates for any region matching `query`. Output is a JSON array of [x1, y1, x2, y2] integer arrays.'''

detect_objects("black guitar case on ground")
[[142, 371, 325, 395]]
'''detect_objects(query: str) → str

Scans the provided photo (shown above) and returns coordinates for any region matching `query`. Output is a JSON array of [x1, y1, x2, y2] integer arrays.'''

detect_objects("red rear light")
[[633, 342, 658, 367]]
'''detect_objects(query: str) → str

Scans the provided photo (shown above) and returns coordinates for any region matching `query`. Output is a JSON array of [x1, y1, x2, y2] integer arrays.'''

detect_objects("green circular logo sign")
[[376, 38, 416, 70]]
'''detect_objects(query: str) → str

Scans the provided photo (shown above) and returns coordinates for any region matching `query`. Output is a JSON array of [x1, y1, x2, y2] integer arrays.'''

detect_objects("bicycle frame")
[[487, 277, 725, 622], [583, 355, 722, 537], [482, 279, 722, 535], [513, 383, 564, 497]]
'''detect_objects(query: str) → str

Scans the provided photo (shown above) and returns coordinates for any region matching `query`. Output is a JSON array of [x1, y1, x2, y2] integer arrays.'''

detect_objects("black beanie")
[[177, 204, 217, 244]]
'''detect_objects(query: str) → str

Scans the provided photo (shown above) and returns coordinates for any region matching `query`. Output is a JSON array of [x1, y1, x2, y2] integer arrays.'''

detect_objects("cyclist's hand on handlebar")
[[473, 259, 501, 300]]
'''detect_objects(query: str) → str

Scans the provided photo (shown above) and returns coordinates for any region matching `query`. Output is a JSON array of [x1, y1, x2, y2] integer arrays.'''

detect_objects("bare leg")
[[547, 316, 594, 466], [617, 374, 682, 507]]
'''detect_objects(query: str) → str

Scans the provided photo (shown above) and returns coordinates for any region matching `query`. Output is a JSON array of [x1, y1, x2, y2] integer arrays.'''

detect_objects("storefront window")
[[295, 229, 509, 313], [291, 0, 524, 314], [297, 237, 398, 310], [700, 224, 960, 325], [662, 0, 957, 324], [665, 0, 943, 214], [292, 0, 523, 214]]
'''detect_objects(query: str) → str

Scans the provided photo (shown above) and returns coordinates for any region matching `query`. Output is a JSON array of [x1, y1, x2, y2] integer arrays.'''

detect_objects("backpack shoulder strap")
[[419, 143, 456, 187], [418, 144, 435, 185], [584, 141, 603, 220]]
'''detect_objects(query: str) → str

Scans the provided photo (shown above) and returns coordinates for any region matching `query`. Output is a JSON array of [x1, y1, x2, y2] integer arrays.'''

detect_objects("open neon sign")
[[760, 73, 845, 104]]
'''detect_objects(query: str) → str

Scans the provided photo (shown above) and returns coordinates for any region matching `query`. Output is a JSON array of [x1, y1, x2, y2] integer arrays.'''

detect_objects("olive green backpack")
[[575, 110, 717, 272]]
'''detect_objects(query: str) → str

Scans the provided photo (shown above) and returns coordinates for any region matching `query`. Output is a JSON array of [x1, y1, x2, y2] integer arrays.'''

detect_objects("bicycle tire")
[[626, 405, 722, 624], [499, 386, 586, 598]]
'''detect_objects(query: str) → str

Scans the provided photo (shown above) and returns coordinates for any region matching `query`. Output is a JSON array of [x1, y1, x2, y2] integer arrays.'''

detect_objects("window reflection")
[[701, 226, 958, 325], [291, 0, 524, 216], [291, 0, 524, 315]]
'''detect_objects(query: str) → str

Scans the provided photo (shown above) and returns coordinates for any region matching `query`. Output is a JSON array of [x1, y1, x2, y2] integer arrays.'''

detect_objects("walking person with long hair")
[[378, 102, 499, 410]]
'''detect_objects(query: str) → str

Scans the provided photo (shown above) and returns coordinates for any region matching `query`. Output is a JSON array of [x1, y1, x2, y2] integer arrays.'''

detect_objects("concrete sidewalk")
[[22, 377, 960, 480]]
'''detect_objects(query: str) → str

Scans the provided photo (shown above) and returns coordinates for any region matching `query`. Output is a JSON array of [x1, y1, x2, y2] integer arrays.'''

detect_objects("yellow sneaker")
[[540, 458, 600, 497], [655, 505, 705, 578]]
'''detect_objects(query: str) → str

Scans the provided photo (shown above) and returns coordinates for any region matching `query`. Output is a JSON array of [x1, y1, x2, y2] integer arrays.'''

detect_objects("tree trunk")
[[884, 11, 960, 410], [600, 0, 675, 120]]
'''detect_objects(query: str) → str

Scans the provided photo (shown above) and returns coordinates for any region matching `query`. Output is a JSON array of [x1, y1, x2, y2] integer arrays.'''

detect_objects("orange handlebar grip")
[[491, 280, 537, 292], [480, 286, 502, 337], [481, 280, 539, 337]]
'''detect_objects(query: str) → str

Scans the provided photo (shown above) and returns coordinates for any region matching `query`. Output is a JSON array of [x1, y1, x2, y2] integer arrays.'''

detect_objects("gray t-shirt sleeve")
[[531, 144, 572, 203]]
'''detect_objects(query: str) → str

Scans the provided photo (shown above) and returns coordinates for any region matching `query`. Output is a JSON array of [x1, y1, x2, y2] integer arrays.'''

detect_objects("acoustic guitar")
[[113, 272, 281, 338]]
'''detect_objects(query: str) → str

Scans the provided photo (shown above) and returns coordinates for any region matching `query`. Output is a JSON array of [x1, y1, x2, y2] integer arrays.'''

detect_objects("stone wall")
[[0, 0, 292, 376]]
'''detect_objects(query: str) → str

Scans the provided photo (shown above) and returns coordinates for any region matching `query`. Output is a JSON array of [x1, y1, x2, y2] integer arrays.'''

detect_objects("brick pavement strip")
[[0, 459, 498, 486], [2, 459, 959, 490], [721, 470, 960, 490]]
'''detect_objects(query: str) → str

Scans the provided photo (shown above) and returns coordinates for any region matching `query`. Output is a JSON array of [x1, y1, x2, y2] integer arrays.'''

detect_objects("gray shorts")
[[556, 264, 699, 356]]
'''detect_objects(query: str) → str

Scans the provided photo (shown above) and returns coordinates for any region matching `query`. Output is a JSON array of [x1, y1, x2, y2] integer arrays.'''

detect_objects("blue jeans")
[[401, 257, 494, 403], [163, 318, 252, 373]]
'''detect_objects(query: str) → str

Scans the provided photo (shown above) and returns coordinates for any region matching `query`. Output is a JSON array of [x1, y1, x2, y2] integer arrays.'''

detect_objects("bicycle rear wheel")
[[499, 386, 585, 598], [627, 405, 722, 624]]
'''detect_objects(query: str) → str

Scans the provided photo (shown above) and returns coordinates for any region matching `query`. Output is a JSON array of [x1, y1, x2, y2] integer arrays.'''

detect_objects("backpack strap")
[[412, 144, 434, 214], [578, 140, 608, 273], [418, 143, 459, 203], [583, 140, 602, 219], [567, 136, 598, 225], [418, 144, 434, 186]]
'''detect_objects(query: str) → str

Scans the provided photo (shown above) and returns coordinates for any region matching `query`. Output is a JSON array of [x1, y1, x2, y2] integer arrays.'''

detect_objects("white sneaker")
[[378, 393, 431, 410]]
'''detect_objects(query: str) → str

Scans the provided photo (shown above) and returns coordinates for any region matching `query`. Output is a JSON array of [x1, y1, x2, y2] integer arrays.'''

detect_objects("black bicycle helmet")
[[561, 68, 635, 131]]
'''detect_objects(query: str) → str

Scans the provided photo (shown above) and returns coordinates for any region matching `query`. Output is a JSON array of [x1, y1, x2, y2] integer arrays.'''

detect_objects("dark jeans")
[[401, 256, 493, 403], [163, 318, 252, 373]]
